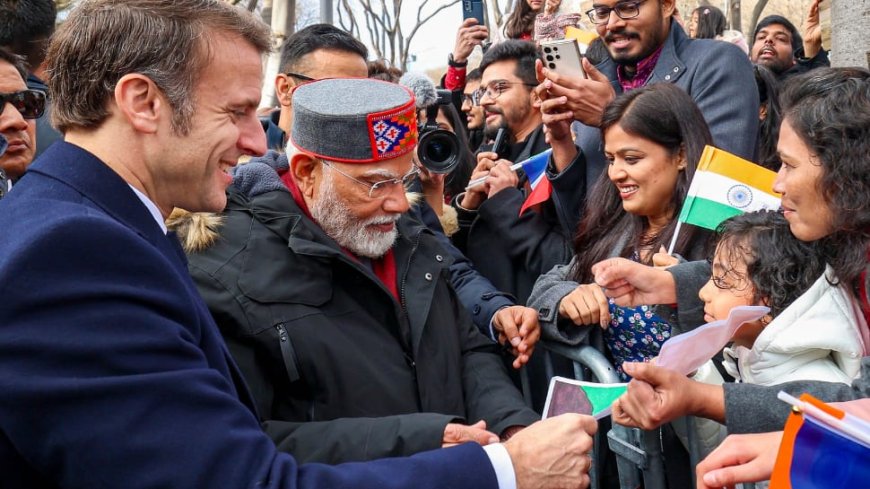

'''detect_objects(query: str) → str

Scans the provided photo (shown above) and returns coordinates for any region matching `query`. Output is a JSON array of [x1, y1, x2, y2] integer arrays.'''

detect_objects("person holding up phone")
[[444, 16, 489, 93], [536, 0, 759, 236]]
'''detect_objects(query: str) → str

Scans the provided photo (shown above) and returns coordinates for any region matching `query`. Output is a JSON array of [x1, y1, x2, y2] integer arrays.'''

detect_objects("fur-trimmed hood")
[[166, 209, 223, 254]]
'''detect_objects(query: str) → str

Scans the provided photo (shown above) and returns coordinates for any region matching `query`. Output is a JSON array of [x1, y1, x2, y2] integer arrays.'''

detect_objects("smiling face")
[[151, 33, 266, 214], [461, 79, 484, 130], [307, 153, 413, 258], [751, 23, 796, 74], [594, 0, 673, 66], [604, 123, 684, 230], [698, 239, 766, 347], [772, 118, 834, 242], [479, 60, 538, 141], [0, 60, 37, 180]]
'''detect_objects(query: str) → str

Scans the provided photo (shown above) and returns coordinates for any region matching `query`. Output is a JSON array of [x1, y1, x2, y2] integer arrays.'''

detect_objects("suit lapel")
[[29, 142, 260, 414]]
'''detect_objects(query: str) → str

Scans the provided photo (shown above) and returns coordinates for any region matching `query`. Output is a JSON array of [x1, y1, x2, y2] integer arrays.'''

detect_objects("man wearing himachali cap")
[[184, 77, 596, 485]]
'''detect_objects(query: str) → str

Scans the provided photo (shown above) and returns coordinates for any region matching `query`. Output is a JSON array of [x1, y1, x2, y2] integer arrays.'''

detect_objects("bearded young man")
[[538, 0, 759, 235], [750, 8, 829, 81], [180, 77, 565, 469]]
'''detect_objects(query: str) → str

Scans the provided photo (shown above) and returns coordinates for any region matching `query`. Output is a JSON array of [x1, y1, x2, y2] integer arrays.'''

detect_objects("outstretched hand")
[[493, 306, 541, 369], [611, 362, 725, 430], [592, 257, 678, 307], [696, 431, 782, 488], [504, 414, 598, 489], [442, 419, 499, 447]]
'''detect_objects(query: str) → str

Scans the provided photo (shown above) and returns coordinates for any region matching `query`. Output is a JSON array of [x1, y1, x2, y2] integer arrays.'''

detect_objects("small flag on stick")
[[668, 146, 781, 253], [518, 150, 553, 216], [542, 376, 627, 420], [770, 392, 870, 489]]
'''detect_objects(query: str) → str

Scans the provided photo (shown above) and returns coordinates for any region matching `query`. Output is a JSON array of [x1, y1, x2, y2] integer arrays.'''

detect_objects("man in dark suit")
[[0, 1, 597, 488]]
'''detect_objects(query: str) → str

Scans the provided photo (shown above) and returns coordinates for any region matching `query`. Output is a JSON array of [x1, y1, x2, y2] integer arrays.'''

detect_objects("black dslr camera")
[[417, 89, 461, 174]]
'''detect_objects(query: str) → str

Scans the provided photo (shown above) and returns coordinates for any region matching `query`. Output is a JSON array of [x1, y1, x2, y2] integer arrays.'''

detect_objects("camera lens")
[[548, 62, 556, 69], [546, 55, 553, 61], [418, 129, 460, 174], [544, 47, 551, 53]]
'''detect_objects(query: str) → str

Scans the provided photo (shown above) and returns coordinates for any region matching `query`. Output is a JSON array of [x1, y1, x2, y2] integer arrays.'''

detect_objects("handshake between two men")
[[444, 414, 599, 489]]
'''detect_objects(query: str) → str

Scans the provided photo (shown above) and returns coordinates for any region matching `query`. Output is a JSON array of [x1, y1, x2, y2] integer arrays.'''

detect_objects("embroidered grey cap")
[[290, 78, 418, 164]]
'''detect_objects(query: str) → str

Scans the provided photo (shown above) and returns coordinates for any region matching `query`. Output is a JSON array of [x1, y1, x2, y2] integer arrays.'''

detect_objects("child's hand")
[[652, 246, 679, 268]]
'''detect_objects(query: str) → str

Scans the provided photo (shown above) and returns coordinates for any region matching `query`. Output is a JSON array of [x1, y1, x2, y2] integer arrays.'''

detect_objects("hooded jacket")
[[175, 158, 537, 464], [723, 267, 869, 386]]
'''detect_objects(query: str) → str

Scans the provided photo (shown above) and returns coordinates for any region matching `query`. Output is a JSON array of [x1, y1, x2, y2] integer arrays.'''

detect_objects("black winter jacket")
[[186, 178, 537, 465]]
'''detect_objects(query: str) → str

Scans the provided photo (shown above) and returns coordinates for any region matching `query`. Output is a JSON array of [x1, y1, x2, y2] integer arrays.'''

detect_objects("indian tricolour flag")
[[678, 145, 781, 229]]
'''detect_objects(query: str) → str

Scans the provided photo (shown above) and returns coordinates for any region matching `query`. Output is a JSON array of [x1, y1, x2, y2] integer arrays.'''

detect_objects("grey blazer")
[[579, 19, 759, 164]]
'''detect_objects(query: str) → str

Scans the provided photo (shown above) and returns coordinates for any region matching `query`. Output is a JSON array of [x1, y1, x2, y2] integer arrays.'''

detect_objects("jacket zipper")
[[399, 230, 422, 410], [275, 323, 300, 384]]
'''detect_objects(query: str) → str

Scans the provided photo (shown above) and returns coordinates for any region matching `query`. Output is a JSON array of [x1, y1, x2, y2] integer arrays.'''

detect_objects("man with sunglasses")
[[538, 0, 759, 234], [0, 48, 44, 186], [179, 77, 562, 469], [0, 0, 61, 158], [263, 23, 369, 151]]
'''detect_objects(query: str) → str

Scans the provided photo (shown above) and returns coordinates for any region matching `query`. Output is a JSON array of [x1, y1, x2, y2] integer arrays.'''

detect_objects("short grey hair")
[[47, 0, 271, 135]]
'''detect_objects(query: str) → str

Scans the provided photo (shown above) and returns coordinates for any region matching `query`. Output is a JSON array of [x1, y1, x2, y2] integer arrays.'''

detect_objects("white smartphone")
[[540, 38, 587, 79]]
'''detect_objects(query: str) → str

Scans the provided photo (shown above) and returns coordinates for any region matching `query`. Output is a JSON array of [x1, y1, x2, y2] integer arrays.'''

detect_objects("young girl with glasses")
[[700, 210, 867, 386]]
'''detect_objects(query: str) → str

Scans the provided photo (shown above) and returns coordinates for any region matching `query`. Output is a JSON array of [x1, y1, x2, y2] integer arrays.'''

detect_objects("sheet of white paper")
[[656, 305, 769, 375]]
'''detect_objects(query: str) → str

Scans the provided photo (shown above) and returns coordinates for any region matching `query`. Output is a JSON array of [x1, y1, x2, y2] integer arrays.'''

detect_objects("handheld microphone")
[[491, 127, 507, 159], [398, 72, 439, 109]]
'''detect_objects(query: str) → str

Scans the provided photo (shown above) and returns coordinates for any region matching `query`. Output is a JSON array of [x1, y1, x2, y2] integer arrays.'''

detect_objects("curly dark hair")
[[570, 83, 713, 283], [778, 67, 870, 287], [710, 210, 826, 318]]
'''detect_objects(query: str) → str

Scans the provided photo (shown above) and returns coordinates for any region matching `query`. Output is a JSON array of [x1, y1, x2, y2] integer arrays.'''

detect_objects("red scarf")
[[279, 169, 400, 301]]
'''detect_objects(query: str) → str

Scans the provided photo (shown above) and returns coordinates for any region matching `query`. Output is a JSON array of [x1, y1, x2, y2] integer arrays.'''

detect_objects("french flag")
[[519, 149, 554, 216], [771, 393, 870, 488]]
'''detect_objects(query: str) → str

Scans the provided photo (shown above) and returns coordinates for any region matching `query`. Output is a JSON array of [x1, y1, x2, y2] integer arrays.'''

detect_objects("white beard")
[[310, 172, 400, 258]]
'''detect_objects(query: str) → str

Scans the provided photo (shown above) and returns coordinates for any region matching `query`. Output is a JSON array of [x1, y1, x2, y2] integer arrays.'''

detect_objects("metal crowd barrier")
[[525, 340, 717, 489]]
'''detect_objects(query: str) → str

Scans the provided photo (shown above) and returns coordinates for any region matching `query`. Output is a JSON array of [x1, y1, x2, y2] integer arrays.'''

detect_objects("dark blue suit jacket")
[[0, 142, 498, 489]]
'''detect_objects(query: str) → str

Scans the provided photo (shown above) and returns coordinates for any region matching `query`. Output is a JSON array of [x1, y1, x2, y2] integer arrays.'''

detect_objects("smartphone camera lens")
[[546, 55, 553, 61], [543, 47, 551, 53], [548, 62, 556, 69], [556, 55, 561, 59]]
